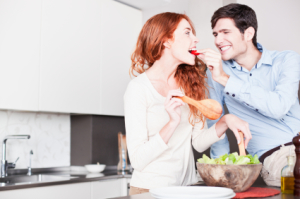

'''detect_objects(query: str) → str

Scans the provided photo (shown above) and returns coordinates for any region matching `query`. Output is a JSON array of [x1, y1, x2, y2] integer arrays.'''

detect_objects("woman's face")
[[167, 19, 199, 65]]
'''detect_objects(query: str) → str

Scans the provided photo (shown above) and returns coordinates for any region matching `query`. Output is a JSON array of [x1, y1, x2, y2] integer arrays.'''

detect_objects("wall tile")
[[0, 110, 70, 169]]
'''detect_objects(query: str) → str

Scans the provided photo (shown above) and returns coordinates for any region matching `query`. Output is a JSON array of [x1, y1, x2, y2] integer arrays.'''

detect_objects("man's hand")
[[198, 49, 229, 86]]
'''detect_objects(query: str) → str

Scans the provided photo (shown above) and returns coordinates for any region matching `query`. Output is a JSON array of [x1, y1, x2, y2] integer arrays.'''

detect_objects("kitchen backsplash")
[[0, 110, 70, 169]]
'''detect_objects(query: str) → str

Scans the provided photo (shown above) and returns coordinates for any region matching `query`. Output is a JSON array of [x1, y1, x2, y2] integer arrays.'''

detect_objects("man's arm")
[[223, 52, 300, 119], [206, 69, 230, 159]]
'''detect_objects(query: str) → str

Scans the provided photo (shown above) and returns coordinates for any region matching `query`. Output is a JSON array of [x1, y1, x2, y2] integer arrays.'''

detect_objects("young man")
[[198, 3, 300, 186]]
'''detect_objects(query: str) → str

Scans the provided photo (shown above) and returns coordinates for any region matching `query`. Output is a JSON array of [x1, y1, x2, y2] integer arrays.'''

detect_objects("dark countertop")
[[0, 166, 132, 191]]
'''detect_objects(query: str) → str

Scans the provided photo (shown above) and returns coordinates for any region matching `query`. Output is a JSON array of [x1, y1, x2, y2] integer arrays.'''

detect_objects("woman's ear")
[[163, 39, 172, 49], [245, 27, 255, 42]]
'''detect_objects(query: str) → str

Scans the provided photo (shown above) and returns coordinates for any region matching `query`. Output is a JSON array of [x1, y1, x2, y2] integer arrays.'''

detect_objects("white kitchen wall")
[[142, 0, 300, 54], [237, 0, 300, 54], [0, 111, 70, 169], [188, 0, 223, 51], [142, 0, 223, 50], [142, 0, 190, 23]]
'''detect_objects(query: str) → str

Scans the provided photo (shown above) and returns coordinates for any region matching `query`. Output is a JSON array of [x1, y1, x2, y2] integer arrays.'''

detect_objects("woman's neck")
[[146, 52, 180, 84]]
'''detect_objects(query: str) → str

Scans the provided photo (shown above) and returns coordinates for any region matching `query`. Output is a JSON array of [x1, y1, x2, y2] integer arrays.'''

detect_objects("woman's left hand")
[[219, 114, 252, 149]]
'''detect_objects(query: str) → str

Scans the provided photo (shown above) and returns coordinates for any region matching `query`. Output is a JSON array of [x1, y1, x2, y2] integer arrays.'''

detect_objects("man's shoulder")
[[268, 49, 300, 62]]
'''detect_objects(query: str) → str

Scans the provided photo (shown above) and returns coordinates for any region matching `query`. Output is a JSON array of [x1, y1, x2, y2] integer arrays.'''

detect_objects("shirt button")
[[250, 73, 252, 76], [226, 92, 229, 95], [256, 109, 258, 111], [232, 94, 235, 97]]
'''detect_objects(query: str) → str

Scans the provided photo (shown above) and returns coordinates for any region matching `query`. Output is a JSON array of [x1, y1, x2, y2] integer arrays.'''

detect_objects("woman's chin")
[[186, 60, 195, 66], [176, 57, 195, 66]]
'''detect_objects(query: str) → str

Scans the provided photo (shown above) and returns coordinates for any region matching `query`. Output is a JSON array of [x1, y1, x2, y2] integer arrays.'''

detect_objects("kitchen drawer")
[[91, 178, 128, 199], [0, 182, 91, 199]]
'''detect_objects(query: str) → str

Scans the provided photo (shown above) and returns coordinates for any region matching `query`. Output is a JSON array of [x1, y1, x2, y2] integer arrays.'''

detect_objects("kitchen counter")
[[0, 166, 132, 191], [110, 186, 293, 199]]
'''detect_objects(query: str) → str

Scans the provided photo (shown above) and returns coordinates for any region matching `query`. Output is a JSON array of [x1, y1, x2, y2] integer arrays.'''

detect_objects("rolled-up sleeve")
[[224, 52, 300, 119], [206, 69, 230, 158]]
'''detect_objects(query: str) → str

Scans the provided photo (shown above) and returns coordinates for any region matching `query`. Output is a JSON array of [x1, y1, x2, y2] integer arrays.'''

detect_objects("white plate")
[[150, 186, 235, 199], [151, 192, 236, 199]]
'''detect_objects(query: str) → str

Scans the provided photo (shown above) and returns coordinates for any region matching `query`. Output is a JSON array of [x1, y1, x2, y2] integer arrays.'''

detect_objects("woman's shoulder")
[[124, 73, 150, 97], [126, 73, 148, 90]]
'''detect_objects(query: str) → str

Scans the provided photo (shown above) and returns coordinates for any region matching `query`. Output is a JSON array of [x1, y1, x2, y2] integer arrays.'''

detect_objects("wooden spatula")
[[238, 131, 246, 156], [175, 96, 222, 120]]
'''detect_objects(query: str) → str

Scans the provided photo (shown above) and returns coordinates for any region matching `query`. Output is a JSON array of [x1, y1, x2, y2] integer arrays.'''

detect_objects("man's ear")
[[244, 27, 255, 42]]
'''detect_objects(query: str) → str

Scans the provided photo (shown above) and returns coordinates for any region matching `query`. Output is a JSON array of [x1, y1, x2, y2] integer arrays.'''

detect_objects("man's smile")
[[219, 45, 231, 53]]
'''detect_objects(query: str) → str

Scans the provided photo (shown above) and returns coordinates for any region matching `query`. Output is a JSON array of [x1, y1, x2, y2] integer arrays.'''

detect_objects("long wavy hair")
[[130, 12, 208, 127]]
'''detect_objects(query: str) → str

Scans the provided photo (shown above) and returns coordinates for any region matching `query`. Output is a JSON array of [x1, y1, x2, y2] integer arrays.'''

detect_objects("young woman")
[[124, 12, 252, 195]]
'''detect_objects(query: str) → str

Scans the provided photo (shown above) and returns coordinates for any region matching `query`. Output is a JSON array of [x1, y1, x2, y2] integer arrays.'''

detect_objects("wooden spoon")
[[238, 131, 246, 156], [175, 96, 222, 120]]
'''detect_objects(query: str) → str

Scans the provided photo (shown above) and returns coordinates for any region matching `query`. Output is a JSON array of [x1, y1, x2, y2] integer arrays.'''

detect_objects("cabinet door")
[[91, 178, 128, 199], [39, 0, 102, 114], [99, 0, 142, 116], [0, 182, 91, 199], [0, 0, 41, 111]]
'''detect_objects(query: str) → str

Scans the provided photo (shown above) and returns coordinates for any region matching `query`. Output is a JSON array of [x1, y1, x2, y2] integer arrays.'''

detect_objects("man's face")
[[213, 18, 247, 61]]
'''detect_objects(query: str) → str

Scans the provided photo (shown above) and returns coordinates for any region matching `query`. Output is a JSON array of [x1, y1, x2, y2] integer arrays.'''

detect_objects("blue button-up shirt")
[[207, 43, 300, 159]]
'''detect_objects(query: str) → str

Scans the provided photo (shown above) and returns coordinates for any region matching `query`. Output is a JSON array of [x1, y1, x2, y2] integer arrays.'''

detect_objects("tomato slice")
[[190, 50, 200, 55]]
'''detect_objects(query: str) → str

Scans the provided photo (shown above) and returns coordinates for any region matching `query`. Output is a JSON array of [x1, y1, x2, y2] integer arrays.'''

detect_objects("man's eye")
[[186, 32, 190, 35], [224, 32, 229, 34]]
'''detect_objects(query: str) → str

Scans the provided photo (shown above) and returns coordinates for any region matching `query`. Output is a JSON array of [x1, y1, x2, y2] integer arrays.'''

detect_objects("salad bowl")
[[196, 153, 263, 192]]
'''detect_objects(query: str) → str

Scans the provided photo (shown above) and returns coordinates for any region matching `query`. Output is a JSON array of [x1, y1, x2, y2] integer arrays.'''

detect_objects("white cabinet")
[[0, 182, 91, 199], [39, 0, 102, 114], [99, 0, 142, 116], [0, 0, 142, 115], [0, 178, 130, 199], [39, 0, 142, 115], [0, 0, 41, 111], [91, 178, 128, 199]]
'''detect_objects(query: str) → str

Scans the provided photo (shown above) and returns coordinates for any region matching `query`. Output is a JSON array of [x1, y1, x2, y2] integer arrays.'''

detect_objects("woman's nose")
[[194, 37, 199, 44]]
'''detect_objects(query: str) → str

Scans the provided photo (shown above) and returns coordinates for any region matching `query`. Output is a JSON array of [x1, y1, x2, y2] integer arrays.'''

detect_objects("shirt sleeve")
[[124, 80, 168, 172], [206, 69, 230, 158], [224, 52, 300, 120]]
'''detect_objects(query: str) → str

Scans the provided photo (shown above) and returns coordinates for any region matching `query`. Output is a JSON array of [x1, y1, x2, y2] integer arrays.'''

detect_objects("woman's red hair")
[[130, 12, 208, 127]]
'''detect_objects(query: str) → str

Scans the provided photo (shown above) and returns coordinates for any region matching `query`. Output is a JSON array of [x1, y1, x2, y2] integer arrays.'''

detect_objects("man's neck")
[[234, 45, 262, 71]]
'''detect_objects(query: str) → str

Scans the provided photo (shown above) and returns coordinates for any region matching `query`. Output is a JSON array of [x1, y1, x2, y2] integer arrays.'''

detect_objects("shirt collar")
[[226, 43, 273, 70], [256, 43, 272, 68]]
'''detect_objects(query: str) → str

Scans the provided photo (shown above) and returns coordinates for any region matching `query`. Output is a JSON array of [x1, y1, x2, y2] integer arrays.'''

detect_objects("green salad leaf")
[[197, 152, 260, 165]]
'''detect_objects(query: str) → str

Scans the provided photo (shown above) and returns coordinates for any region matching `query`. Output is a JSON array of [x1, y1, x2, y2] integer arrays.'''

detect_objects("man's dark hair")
[[211, 3, 258, 49]]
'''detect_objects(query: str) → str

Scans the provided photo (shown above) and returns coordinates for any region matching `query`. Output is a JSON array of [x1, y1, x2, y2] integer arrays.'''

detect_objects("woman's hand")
[[216, 114, 252, 149], [164, 90, 185, 127]]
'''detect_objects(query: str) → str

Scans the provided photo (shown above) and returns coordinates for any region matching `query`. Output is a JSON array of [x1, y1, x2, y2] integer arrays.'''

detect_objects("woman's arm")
[[159, 90, 185, 143], [192, 114, 252, 153], [124, 82, 184, 171]]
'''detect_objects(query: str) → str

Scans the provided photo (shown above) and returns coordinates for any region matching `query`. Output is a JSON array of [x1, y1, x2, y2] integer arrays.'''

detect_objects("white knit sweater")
[[124, 73, 225, 189]]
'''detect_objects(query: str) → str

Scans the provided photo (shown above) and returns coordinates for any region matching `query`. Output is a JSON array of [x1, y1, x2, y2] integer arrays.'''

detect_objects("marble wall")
[[0, 110, 70, 169]]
